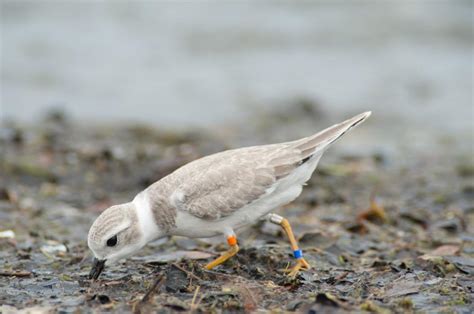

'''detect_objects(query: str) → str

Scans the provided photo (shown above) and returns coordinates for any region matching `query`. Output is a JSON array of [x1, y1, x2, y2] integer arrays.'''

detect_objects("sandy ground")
[[0, 109, 472, 313]]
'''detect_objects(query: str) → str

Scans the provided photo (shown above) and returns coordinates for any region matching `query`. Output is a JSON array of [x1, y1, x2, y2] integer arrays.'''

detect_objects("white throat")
[[133, 191, 161, 243]]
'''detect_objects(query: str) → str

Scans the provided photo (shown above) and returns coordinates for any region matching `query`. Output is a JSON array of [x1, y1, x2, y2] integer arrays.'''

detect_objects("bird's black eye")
[[106, 235, 117, 247]]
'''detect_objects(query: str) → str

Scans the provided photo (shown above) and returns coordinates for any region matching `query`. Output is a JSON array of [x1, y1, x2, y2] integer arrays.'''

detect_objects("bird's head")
[[87, 202, 145, 280]]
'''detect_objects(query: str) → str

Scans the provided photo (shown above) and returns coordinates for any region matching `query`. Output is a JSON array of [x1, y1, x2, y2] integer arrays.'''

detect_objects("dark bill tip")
[[89, 258, 106, 280]]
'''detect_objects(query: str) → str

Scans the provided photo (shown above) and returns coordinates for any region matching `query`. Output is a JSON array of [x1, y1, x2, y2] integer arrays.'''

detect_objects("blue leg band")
[[293, 249, 303, 259]]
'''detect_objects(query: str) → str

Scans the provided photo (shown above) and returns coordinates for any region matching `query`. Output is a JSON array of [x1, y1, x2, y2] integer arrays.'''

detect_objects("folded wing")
[[171, 111, 371, 220]]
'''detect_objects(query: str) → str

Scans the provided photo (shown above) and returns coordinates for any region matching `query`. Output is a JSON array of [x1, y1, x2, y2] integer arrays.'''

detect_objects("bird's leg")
[[205, 234, 239, 270], [268, 213, 310, 277]]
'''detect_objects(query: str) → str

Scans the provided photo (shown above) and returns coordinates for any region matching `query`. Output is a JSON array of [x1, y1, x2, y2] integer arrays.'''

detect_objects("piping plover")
[[88, 111, 371, 279]]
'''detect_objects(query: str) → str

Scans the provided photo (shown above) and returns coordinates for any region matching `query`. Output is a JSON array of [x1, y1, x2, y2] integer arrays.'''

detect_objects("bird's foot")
[[284, 258, 310, 278], [205, 235, 239, 270]]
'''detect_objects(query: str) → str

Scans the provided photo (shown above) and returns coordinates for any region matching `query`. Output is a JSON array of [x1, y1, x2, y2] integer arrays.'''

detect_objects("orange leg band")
[[227, 235, 237, 246], [205, 235, 239, 270]]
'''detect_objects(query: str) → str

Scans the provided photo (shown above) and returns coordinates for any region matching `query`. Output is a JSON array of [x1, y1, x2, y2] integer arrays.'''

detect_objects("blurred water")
[[1, 1, 473, 141]]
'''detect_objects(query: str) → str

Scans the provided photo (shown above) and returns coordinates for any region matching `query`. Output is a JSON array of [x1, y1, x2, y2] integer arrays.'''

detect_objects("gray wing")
[[170, 143, 304, 220], [170, 111, 371, 220]]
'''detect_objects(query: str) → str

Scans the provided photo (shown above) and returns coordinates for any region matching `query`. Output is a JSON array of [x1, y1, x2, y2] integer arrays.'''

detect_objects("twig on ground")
[[0, 270, 32, 277], [142, 274, 165, 303], [190, 285, 201, 312], [172, 263, 203, 282], [133, 274, 165, 314]]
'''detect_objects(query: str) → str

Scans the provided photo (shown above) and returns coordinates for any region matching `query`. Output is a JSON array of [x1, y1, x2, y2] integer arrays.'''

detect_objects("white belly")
[[172, 155, 321, 238], [172, 184, 302, 238]]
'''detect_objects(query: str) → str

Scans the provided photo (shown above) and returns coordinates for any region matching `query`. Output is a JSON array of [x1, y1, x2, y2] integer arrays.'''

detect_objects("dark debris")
[[0, 118, 472, 313]]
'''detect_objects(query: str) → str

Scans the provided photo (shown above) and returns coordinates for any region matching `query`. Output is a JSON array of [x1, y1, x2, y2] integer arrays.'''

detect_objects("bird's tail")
[[293, 111, 371, 158]]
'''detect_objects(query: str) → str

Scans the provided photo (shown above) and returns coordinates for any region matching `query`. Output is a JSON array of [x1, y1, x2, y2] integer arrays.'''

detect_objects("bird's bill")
[[89, 258, 106, 280]]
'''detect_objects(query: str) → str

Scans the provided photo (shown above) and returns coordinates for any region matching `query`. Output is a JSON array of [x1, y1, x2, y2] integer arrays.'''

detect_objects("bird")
[[88, 111, 371, 280]]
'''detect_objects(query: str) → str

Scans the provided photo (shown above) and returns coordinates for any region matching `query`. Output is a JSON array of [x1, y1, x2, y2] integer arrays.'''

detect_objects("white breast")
[[133, 192, 162, 242]]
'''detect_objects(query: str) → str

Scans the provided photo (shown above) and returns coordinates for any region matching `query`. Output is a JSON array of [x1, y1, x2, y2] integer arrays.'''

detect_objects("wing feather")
[[170, 112, 371, 220], [171, 144, 304, 220]]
